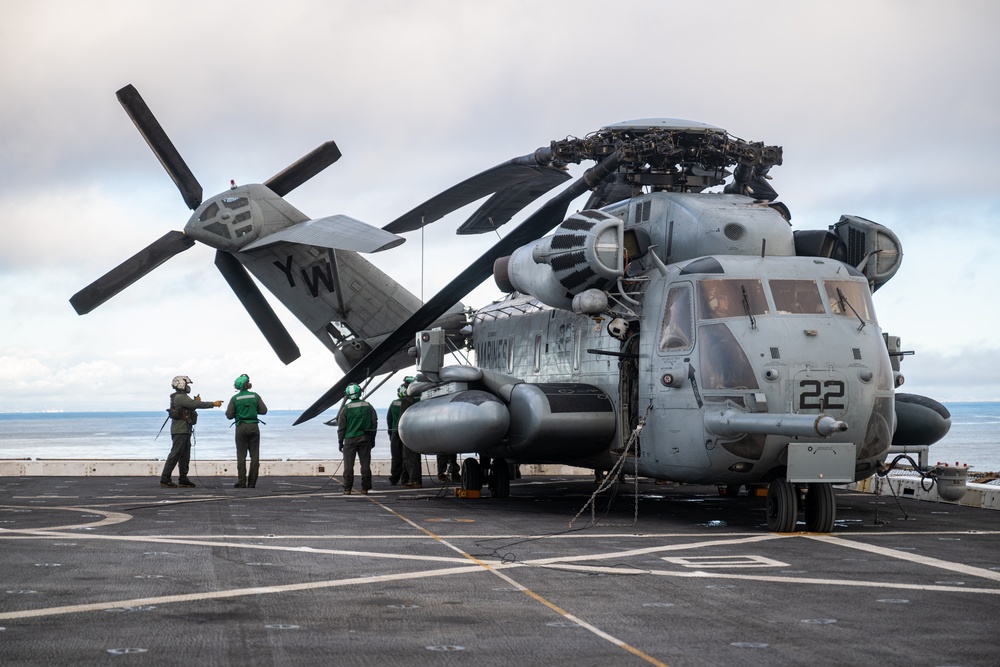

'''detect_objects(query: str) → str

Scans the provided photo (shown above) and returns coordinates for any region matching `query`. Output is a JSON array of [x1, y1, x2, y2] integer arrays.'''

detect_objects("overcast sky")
[[1, 0, 998, 415]]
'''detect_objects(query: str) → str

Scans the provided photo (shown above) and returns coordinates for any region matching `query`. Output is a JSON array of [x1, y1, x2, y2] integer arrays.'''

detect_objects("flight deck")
[[1, 474, 998, 666]]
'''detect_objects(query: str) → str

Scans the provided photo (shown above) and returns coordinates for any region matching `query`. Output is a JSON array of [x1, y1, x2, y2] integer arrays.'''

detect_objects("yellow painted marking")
[[371, 497, 672, 667]]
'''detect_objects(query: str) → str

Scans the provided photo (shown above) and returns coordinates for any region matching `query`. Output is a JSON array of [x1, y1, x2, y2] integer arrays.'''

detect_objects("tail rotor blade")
[[264, 141, 342, 197], [70, 231, 194, 315], [214, 250, 301, 365], [295, 151, 622, 424], [116, 84, 203, 210]]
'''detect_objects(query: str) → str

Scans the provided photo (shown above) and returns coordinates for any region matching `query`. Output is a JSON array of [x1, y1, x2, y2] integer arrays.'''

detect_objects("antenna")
[[420, 215, 425, 304]]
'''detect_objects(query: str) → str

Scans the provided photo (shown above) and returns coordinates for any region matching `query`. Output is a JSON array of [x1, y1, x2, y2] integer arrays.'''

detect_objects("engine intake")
[[494, 210, 624, 310]]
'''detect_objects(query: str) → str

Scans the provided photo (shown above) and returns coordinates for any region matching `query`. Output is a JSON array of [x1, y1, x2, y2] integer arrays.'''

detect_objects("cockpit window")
[[222, 196, 249, 209], [698, 279, 768, 320], [825, 280, 875, 321], [659, 283, 693, 351], [198, 202, 219, 222], [770, 279, 825, 315]]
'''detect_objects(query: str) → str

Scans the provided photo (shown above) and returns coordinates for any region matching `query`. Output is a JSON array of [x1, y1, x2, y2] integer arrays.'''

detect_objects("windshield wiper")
[[741, 284, 756, 330], [837, 287, 866, 331]]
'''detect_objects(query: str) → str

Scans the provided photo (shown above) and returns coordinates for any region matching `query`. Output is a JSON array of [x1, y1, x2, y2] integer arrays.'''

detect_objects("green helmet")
[[234, 374, 250, 390], [346, 383, 362, 400]]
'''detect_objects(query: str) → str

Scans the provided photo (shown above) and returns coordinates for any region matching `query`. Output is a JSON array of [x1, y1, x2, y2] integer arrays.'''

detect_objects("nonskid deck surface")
[[1, 475, 998, 667]]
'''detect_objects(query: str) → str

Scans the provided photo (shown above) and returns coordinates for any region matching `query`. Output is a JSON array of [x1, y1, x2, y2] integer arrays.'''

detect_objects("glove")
[[213, 400, 223, 407], [338, 441, 344, 452]]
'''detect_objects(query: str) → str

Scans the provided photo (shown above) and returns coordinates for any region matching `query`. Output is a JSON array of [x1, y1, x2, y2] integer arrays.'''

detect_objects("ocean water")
[[0, 403, 997, 471], [0, 410, 390, 461]]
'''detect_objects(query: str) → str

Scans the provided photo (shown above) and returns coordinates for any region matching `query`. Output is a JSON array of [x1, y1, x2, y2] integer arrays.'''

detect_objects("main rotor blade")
[[264, 141, 343, 197], [295, 151, 622, 424], [116, 84, 203, 210], [70, 231, 195, 315], [214, 250, 301, 365], [383, 152, 567, 234], [456, 167, 572, 235]]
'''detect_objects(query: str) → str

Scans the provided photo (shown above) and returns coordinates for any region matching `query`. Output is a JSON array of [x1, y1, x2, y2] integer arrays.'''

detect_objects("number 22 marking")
[[798, 379, 845, 410]]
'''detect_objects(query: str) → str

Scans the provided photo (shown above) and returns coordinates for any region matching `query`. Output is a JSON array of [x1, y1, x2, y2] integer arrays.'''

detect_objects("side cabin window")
[[697, 279, 769, 320], [770, 279, 825, 315], [825, 280, 875, 322], [659, 283, 693, 352], [698, 323, 760, 390]]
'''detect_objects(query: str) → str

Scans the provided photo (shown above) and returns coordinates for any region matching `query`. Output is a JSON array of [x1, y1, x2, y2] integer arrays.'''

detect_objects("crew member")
[[387, 384, 410, 486], [160, 375, 222, 488], [390, 383, 424, 488], [226, 374, 268, 489], [337, 383, 378, 495], [436, 453, 460, 484]]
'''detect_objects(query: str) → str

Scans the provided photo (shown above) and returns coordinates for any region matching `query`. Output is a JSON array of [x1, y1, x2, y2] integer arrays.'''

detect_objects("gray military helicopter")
[[74, 87, 951, 533]]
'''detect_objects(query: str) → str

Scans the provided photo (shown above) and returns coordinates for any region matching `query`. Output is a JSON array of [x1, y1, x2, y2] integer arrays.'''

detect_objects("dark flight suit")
[[337, 399, 378, 493], [161, 391, 217, 486], [226, 389, 268, 487]]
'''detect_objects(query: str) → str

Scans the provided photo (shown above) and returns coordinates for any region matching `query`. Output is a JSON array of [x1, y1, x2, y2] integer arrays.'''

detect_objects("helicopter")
[[73, 86, 952, 533]]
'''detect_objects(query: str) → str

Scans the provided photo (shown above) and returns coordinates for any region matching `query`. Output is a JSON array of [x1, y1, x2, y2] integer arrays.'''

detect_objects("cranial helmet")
[[607, 318, 629, 341], [234, 374, 250, 390], [397, 384, 407, 398], [172, 375, 193, 392], [346, 383, 362, 400]]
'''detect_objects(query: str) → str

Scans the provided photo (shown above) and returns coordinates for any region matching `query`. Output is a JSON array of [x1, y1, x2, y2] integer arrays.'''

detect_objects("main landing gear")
[[765, 480, 836, 533], [460, 457, 511, 498]]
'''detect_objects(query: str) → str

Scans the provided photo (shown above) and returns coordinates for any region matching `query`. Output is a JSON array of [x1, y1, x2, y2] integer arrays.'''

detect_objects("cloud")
[[1, 0, 999, 415]]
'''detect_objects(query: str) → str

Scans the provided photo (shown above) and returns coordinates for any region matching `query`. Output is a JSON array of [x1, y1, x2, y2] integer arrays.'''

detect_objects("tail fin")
[[237, 236, 463, 375]]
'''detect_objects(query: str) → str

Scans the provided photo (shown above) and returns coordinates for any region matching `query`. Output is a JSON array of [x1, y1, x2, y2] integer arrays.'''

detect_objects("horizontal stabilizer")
[[241, 215, 405, 253]]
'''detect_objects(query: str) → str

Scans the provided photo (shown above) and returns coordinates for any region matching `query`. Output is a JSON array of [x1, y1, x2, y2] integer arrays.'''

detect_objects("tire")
[[461, 457, 482, 491], [765, 480, 798, 532], [490, 458, 510, 498], [804, 482, 836, 533]]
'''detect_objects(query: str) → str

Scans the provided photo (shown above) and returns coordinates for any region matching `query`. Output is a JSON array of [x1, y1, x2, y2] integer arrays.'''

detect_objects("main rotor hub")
[[549, 118, 782, 194]]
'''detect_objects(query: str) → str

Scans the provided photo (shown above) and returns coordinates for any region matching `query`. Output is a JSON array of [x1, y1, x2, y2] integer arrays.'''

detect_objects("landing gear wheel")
[[804, 482, 836, 533], [765, 480, 798, 532], [489, 458, 510, 498], [461, 457, 482, 491]]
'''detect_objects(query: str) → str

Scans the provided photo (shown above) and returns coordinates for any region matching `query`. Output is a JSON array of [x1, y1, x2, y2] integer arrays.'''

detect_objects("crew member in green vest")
[[226, 374, 268, 488], [337, 383, 378, 495], [387, 384, 411, 486]]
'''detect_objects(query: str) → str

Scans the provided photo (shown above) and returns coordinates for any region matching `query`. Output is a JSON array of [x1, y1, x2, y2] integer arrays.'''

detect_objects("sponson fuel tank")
[[494, 383, 617, 460], [397, 380, 617, 461], [398, 390, 509, 454]]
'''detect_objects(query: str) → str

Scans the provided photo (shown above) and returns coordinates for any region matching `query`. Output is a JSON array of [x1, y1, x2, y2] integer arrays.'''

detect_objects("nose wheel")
[[766, 480, 837, 533], [766, 480, 798, 532]]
